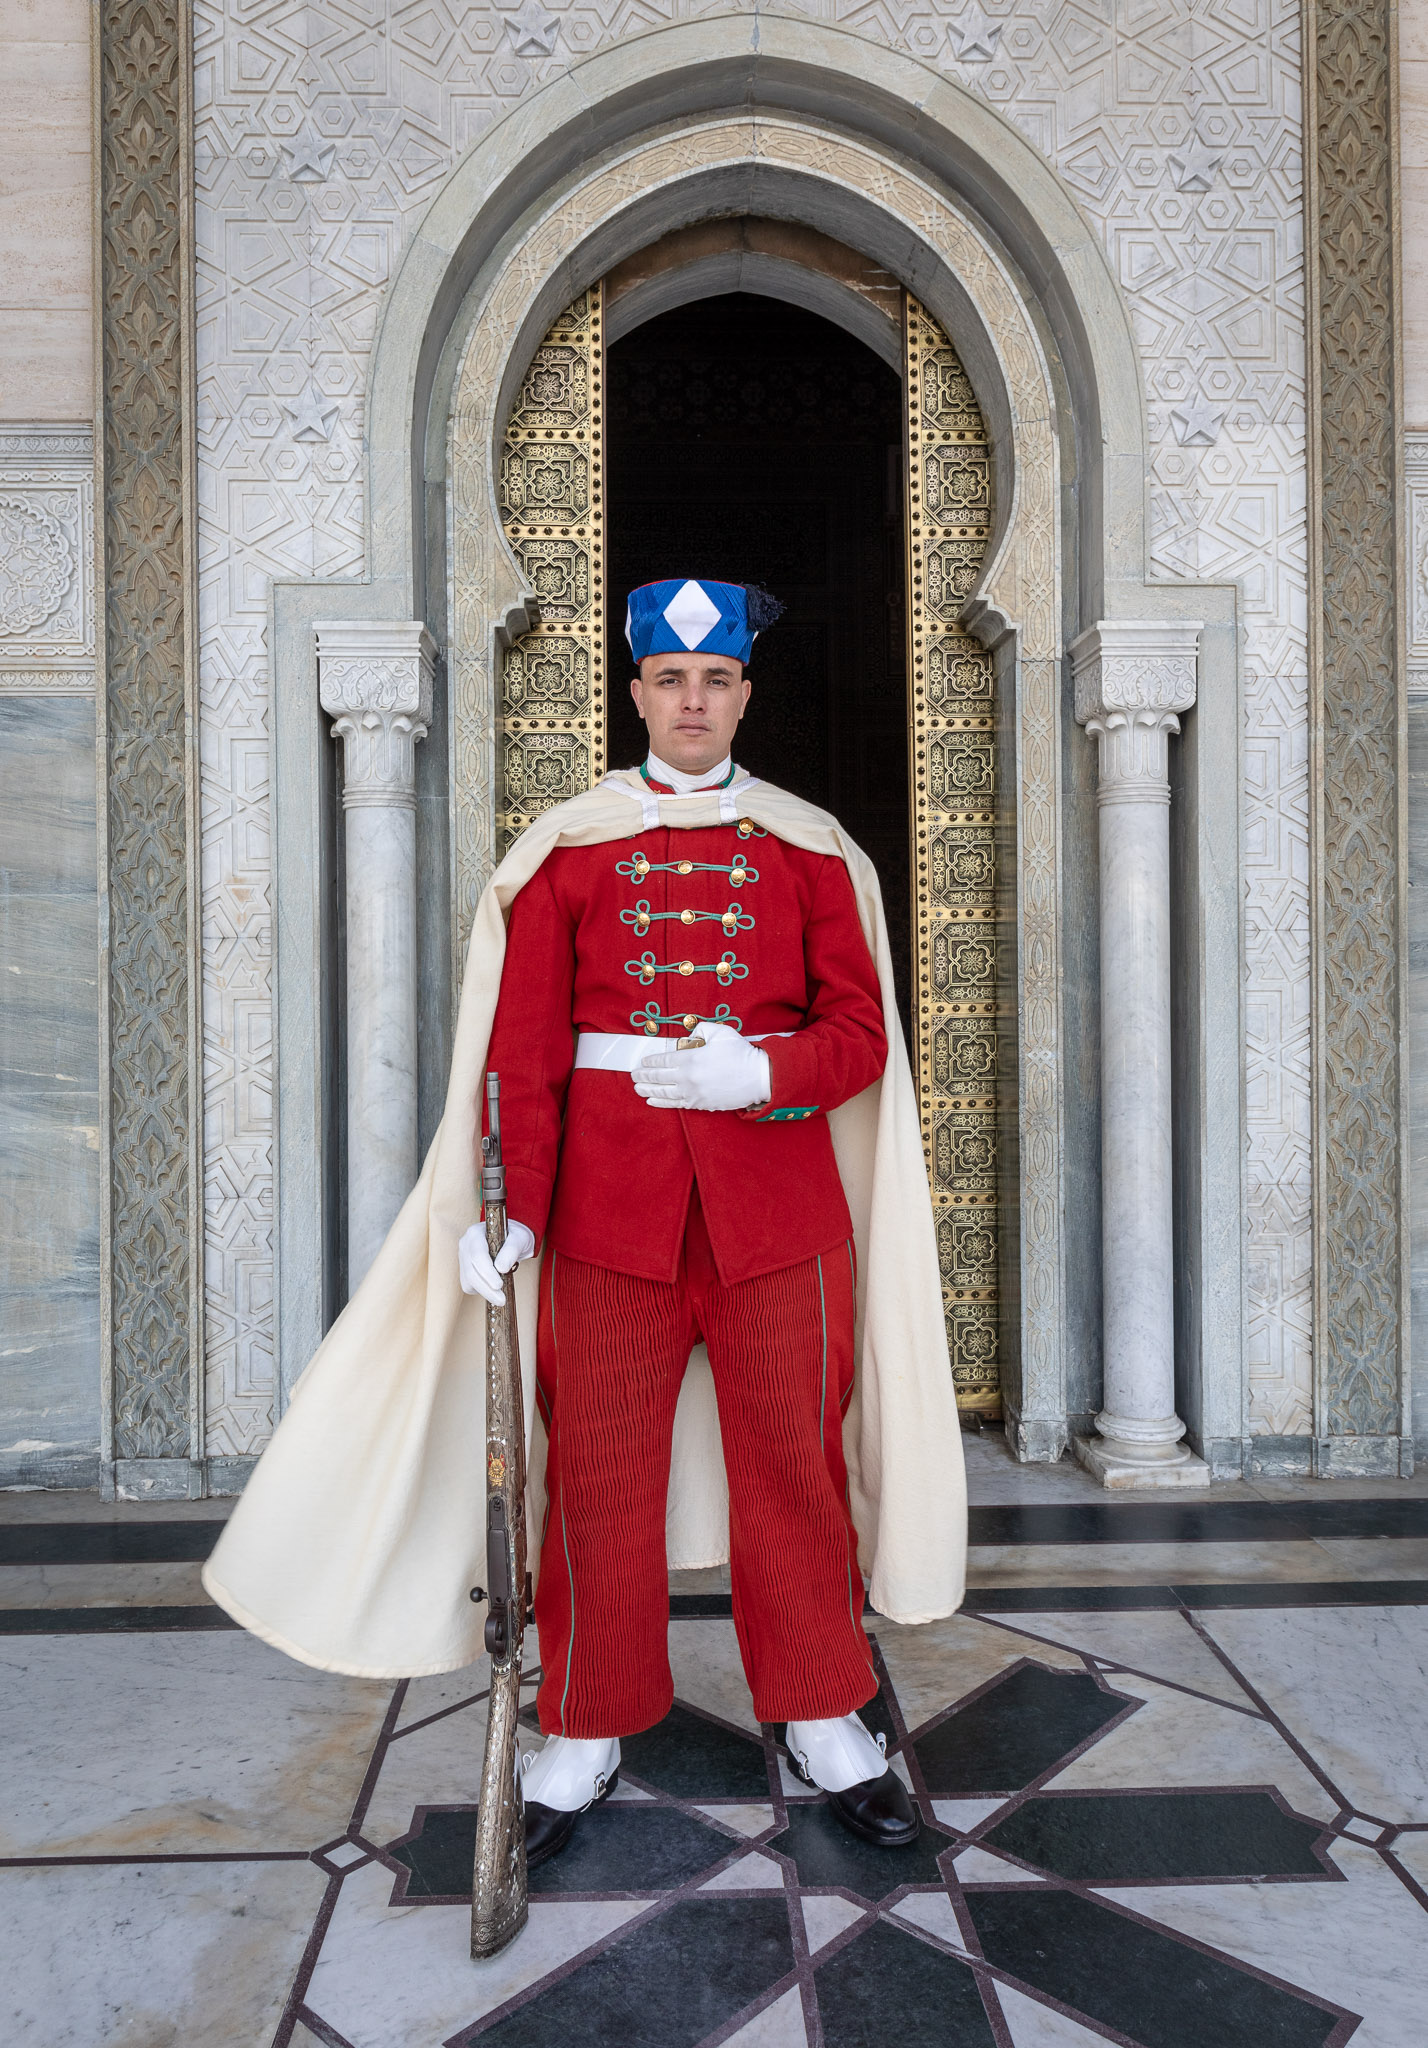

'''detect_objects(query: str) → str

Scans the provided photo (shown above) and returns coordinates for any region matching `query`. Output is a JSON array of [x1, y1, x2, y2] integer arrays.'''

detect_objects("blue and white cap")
[[625, 578, 784, 666]]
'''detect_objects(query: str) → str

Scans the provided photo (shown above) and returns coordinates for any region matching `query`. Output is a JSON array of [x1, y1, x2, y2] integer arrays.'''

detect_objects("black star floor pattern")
[[291, 1627, 1364, 2047]]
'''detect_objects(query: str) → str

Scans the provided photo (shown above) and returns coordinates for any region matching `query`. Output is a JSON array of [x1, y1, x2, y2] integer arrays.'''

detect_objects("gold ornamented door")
[[494, 285, 606, 859], [495, 284, 1000, 1420], [903, 296, 1000, 1421]]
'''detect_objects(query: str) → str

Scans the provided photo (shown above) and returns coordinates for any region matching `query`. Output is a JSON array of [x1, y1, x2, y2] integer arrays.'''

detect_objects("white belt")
[[574, 1030, 703, 1071], [574, 1028, 785, 1072]]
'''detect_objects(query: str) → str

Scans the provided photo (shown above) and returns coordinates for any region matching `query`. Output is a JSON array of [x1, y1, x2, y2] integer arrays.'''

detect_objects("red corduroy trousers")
[[533, 1191, 878, 1735]]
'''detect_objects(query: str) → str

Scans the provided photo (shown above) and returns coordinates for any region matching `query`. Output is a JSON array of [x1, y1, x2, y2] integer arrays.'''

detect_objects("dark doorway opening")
[[605, 293, 911, 1039]]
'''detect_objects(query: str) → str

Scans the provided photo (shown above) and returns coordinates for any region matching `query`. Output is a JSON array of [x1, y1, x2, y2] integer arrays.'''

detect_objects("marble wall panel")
[[193, 0, 1309, 1449], [1409, 698, 1428, 1451], [1408, 0, 1428, 1446], [0, 0, 93, 421], [0, 696, 101, 1487], [1406, 435, 1428, 1454], [1402, 0, 1428, 432]]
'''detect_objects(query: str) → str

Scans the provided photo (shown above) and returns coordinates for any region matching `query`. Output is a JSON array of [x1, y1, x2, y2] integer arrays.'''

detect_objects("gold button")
[[722, 912, 737, 933], [677, 860, 693, 875], [678, 960, 694, 976], [644, 1021, 658, 1035], [680, 908, 695, 924], [738, 820, 753, 838], [731, 867, 747, 885], [683, 1013, 698, 1030]]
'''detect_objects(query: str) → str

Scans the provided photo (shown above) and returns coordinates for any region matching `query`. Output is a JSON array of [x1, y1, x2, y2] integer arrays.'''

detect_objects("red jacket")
[[484, 814, 887, 1284]]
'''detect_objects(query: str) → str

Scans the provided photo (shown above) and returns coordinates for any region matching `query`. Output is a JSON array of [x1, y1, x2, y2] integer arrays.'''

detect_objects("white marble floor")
[[4, 1444, 1427, 2044]]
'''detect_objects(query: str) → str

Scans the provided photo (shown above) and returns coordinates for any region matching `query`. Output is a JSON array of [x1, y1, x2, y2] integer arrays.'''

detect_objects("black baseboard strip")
[[0, 1523, 231, 1567], [6, 1495, 1428, 1568], [959, 1580, 1428, 1612], [5, 1580, 1424, 1637], [970, 1499, 1428, 1545], [0, 1606, 240, 1634], [957, 1586, 1182, 1612], [1172, 1578, 1428, 1607]]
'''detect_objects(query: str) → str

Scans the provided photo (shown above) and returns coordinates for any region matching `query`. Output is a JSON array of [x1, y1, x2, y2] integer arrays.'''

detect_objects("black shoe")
[[787, 1749, 921, 1847], [523, 1767, 619, 1869]]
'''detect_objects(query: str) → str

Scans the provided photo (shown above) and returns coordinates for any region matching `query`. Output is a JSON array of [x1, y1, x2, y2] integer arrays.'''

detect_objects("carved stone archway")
[[444, 117, 1066, 1453], [272, 23, 1246, 1477]]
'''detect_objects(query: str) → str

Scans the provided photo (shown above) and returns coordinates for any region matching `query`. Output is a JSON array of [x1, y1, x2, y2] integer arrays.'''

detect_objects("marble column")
[[316, 622, 435, 1288], [1071, 622, 1209, 1488]]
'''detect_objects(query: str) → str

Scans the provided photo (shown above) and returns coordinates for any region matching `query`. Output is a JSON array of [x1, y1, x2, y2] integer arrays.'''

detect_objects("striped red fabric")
[[533, 1191, 877, 1735]]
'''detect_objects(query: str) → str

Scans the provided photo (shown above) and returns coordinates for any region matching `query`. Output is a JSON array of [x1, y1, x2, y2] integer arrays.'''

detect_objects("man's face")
[[630, 652, 751, 775]]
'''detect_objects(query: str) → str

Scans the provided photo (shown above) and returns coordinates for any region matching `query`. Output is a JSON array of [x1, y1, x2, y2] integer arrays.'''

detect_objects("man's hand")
[[458, 1220, 536, 1306], [633, 1021, 772, 1114]]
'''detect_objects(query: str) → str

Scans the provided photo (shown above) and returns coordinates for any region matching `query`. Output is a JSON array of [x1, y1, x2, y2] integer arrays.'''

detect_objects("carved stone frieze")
[[0, 424, 95, 687], [1308, 0, 1409, 1463], [0, 497, 76, 636], [98, 0, 201, 1471]]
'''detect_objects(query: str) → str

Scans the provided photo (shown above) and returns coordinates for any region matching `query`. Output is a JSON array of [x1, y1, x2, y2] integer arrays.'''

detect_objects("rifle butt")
[[471, 1655, 528, 1957]]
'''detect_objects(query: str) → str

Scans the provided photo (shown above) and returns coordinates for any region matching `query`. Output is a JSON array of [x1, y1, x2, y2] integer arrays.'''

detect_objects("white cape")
[[203, 771, 967, 1675]]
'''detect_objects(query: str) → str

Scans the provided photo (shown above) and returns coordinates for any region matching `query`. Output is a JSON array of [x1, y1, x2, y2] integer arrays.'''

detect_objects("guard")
[[460, 579, 921, 1861], [202, 578, 966, 1869]]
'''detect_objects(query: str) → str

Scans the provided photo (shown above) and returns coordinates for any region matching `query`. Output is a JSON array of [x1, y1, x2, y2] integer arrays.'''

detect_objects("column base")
[[1074, 1435, 1210, 1490]]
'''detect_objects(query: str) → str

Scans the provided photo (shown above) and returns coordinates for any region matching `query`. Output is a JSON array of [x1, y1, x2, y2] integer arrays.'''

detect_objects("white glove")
[[633, 1020, 772, 1113], [458, 1219, 535, 1306]]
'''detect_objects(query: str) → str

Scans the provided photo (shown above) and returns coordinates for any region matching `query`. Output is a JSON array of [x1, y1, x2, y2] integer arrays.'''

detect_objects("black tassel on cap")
[[743, 585, 785, 633]]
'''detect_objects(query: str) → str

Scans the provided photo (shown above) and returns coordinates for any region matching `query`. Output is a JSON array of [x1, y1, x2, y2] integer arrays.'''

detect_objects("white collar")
[[645, 750, 733, 795]]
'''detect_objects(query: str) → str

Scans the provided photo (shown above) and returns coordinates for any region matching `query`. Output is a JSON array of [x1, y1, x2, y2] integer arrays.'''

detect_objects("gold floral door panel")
[[903, 296, 1000, 1420], [494, 283, 1000, 1419], [495, 286, 606, 858]]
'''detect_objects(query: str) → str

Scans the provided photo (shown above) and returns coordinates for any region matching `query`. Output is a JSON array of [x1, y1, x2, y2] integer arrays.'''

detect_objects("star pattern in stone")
[[948, 4, 1003, 61], [662, 579, 723, 650], [281, 126, 336, 183], [1170, 395, 1227, 447], [503, 0, 560, 57], [1169, 142, 1223, 193], [283, 386, 341, 443]]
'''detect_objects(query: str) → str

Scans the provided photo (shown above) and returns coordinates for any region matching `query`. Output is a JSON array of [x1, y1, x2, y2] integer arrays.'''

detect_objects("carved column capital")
[[1070, 621, 1202, 798], [316, 621, 435, 808]]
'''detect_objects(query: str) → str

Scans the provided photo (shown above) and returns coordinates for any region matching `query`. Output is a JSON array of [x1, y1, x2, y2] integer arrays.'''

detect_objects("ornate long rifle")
[[471, 1071, 529, 1958]]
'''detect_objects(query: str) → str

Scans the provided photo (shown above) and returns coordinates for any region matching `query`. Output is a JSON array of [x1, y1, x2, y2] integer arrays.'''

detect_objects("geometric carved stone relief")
[[1307, 0, 1410, 1469], [99, 0, 203, 1484], [194, 0, 1305, 1454]]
